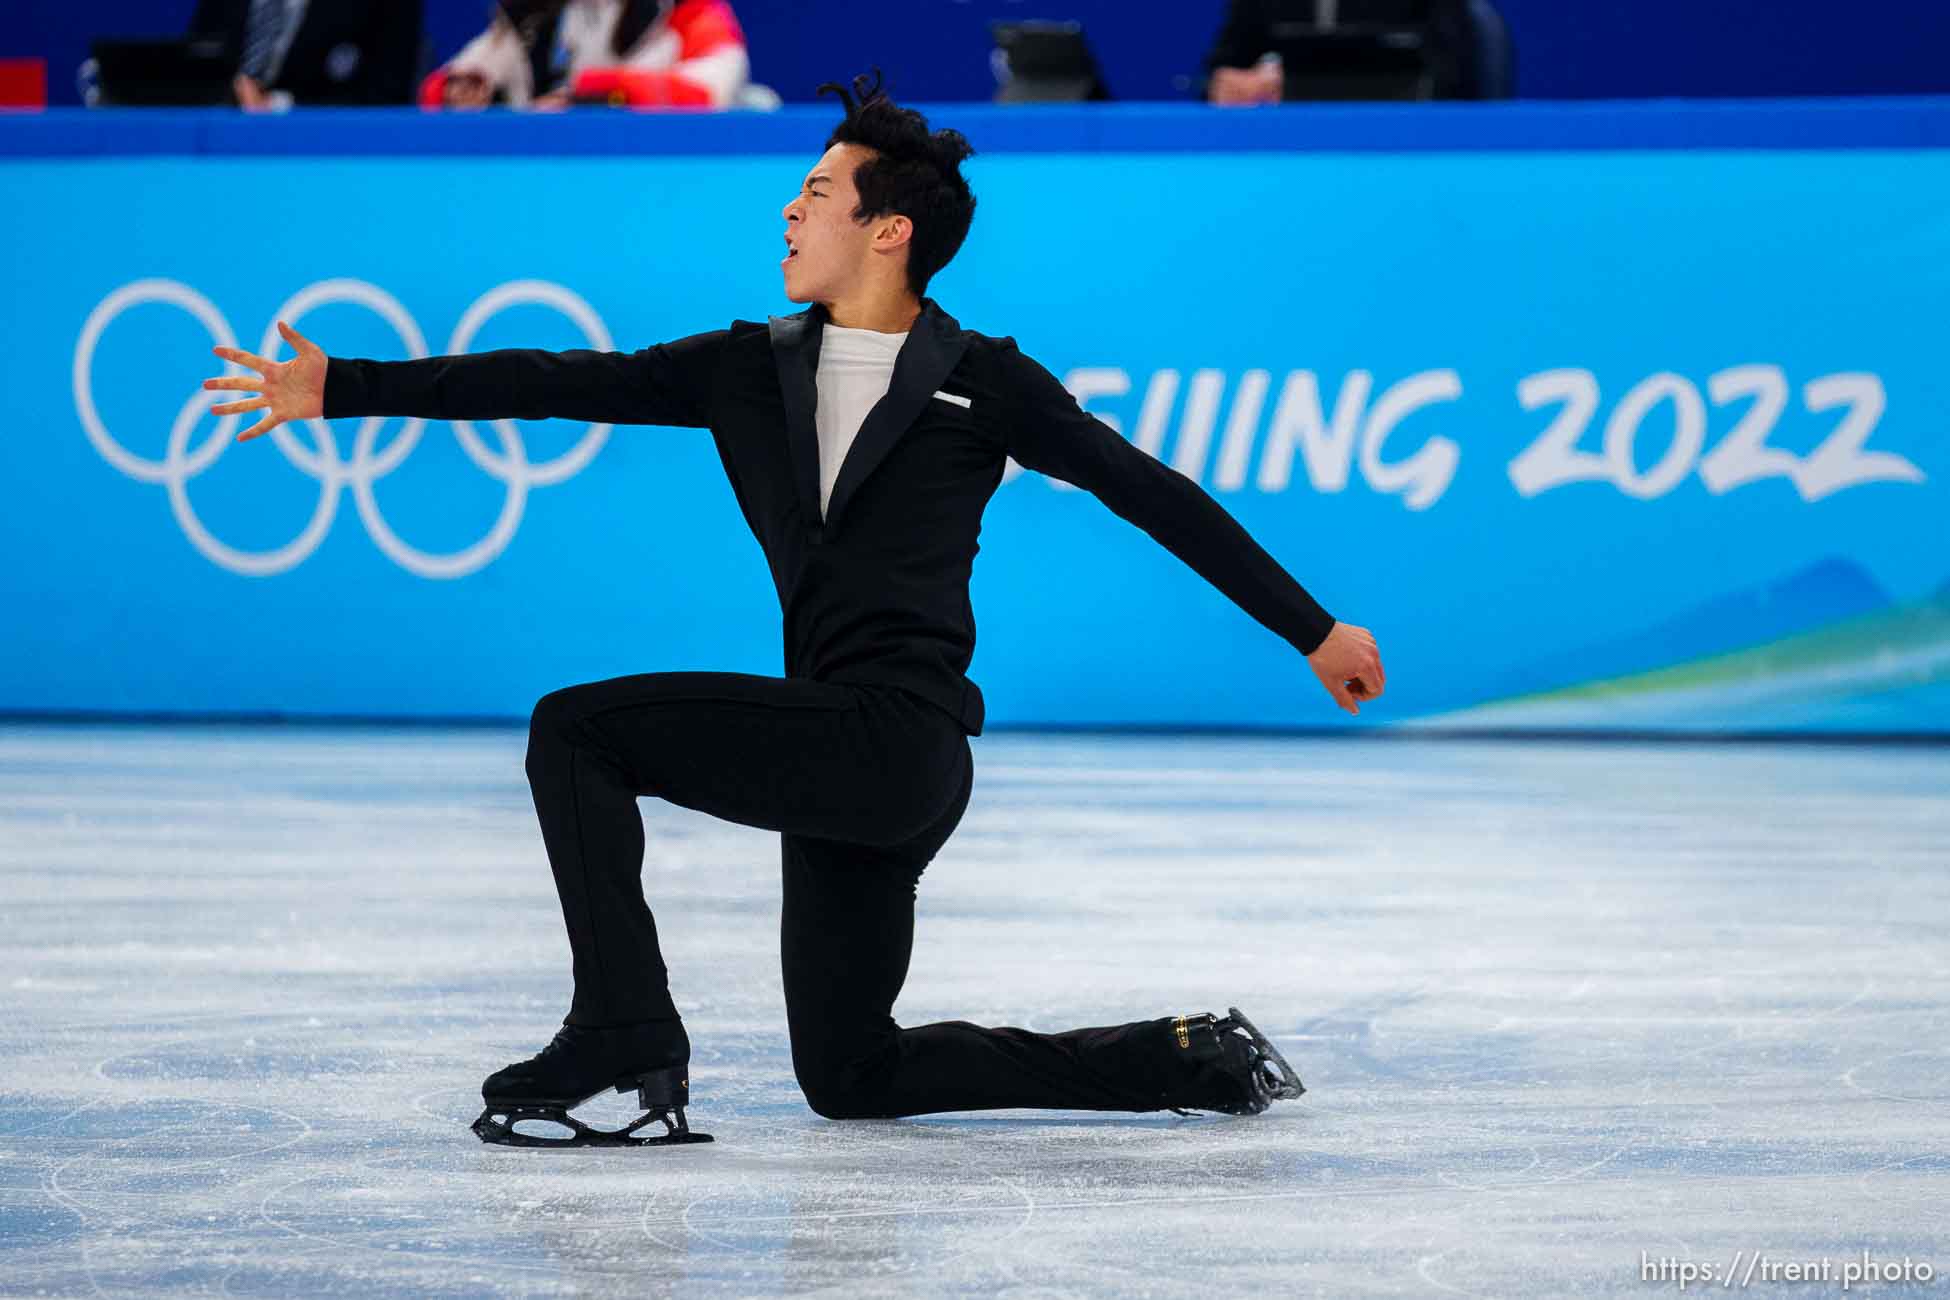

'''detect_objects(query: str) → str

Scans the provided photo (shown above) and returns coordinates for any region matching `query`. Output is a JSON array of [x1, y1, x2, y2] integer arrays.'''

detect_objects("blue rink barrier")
[[3, 103, 1947, 734]]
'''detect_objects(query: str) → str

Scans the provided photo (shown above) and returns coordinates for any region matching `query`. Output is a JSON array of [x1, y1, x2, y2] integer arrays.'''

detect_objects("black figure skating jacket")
[[322, 299, 1335, 735]]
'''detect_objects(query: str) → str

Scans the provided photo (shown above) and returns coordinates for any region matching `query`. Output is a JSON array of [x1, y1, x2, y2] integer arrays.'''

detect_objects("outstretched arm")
[[202, 321, 724, 440], [997, 340, 1385, 714]]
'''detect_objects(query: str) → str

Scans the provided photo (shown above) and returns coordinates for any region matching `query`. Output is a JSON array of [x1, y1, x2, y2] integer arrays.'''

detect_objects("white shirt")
[[813, 323, 907, 521], [445, 0, 749, 108]]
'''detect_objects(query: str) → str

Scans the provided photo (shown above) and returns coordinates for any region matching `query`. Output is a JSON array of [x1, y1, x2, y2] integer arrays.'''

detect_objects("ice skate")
[[471, 1019, 713, 1148], [1166, 1006, 1306, 1116]]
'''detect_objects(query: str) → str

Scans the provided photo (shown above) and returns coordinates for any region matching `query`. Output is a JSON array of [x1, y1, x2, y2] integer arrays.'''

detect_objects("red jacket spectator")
[[422, 0, 747, 110]]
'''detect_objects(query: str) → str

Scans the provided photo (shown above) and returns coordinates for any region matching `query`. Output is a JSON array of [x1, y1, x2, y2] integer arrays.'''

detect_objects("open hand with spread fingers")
[[1307, 621, 1386, 716], [201, 320, 327, 442]]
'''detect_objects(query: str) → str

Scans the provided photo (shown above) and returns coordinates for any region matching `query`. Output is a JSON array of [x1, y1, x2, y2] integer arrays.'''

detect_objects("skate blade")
[[1227, 1006, 1306, 1099], [471, 1103, 714, 1149]]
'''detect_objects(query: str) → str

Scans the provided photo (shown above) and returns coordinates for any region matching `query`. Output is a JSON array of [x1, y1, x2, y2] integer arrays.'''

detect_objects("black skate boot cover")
[[483, 1017, 690, 1108]]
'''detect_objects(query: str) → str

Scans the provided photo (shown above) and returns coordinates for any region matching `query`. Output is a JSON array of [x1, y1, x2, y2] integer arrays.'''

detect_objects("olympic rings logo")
[[73, 278, 614, 578]]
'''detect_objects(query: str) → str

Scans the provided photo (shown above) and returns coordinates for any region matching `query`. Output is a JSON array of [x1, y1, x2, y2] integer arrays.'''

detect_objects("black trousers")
[[523, 670, 1196, 1118]]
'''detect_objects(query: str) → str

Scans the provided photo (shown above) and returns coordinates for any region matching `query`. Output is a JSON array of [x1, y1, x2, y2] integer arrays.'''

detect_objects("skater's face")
[[780, 143, 912, 304]]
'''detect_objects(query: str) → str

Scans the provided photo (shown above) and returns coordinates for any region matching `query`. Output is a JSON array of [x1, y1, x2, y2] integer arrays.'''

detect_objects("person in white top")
[[424, 0, 748, 110]]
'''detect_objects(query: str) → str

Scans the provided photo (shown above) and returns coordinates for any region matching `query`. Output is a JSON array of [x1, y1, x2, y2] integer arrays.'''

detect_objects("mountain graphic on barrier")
[[1474, 557, 1893, 706], [1420, 560, 1950, 734]]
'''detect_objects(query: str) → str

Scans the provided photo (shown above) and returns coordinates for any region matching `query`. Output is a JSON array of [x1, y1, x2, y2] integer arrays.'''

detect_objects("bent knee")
[[799, 1078, 889, 1121], [794, 1047, 898, 1120], [525, 688, 594, 772], [528, 688, 578, 738]]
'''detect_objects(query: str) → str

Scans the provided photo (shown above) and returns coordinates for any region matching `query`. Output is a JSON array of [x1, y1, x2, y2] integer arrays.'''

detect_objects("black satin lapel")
[[768, 306, 826, 532], [822, 302, 970, 532]]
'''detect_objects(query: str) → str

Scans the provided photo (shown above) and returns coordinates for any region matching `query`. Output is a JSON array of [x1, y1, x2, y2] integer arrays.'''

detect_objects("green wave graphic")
[[1417, 593, 1950, 732]]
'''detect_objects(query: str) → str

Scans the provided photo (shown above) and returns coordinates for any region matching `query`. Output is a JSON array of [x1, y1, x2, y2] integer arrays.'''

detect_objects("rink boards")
[[2, 102, 1947, 732]]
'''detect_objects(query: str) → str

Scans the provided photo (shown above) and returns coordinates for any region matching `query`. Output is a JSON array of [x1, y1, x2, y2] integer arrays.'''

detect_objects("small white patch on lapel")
[[931, 390, 973, 409]]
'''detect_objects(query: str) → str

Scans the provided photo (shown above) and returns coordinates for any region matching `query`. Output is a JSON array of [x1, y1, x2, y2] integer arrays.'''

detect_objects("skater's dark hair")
[[816, 69, 977, 299]]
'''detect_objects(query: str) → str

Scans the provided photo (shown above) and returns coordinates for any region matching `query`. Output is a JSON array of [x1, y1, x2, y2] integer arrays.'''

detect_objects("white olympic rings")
[[73, 277, 615, 578]]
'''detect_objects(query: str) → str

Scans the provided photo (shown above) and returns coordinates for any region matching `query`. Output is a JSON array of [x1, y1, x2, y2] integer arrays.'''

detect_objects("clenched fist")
[[1307, 621, 1386, 716]]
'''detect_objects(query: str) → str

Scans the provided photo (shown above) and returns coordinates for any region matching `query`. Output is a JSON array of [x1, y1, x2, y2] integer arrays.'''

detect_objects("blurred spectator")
[[424, 0, 748, 111], [189, 0, 423, 110], [1205, 0, 1510, 104]]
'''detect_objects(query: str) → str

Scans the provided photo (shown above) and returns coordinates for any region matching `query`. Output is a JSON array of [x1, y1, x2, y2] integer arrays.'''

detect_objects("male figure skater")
[[200, 72, 1385, 1146]]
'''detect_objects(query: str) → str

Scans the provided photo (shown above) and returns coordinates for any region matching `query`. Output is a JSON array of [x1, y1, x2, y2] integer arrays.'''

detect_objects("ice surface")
[[1, 723, 1945, 1297]]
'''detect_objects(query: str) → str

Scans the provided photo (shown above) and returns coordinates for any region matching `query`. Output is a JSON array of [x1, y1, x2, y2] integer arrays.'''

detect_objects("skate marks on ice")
[[1, 724, 1948, 1296]]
